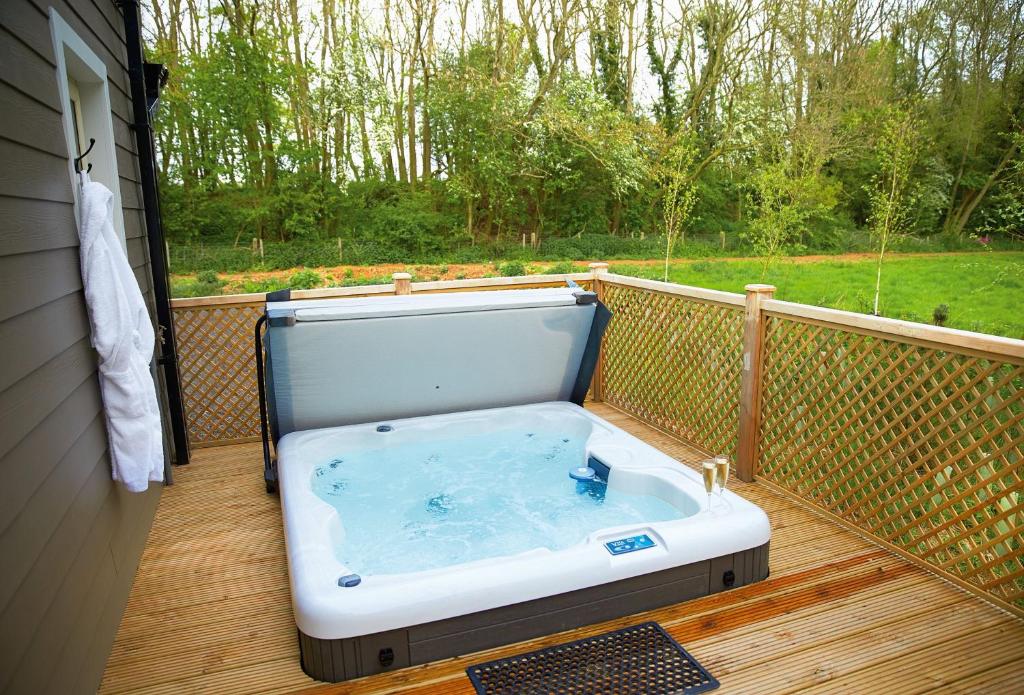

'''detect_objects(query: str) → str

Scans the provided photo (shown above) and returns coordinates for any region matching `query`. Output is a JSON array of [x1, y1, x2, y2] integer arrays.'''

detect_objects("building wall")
[[0, 1, 163, 692]]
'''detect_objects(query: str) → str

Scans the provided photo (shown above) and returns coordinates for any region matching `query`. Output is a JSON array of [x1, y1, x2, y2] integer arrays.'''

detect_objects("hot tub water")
[[311, 428, 693, 575]]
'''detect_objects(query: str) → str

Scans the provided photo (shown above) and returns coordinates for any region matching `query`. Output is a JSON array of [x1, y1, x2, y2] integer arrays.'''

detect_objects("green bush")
[[170, 277, 224, 298], [239, 278, 288, 294], [176, 270, 225, 297], [497, 261, 527, 276], [169, 278, 201, 298], [340, 274, 392, 287], [288, 268, 323, 289], [544, 261, 576, 274]]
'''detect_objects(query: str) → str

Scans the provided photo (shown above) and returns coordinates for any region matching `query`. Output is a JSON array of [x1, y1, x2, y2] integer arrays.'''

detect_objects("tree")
[[144, 0, 1024, 263], [644, 0, 685, 132], [868, 104, 927, 315], [746, 163, 839, 277], [657, 135, 699, 280]]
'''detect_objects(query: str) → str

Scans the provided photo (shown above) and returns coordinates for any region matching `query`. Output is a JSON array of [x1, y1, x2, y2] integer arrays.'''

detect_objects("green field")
[[613, 252, 1024, 339]]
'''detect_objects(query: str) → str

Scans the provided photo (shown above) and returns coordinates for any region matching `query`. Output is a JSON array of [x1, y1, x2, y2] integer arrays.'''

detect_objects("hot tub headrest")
[[261, 287, 610, 438]]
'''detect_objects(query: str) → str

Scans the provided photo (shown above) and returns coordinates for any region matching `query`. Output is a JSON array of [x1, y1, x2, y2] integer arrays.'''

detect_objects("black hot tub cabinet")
[[297, 540, 769, 682]]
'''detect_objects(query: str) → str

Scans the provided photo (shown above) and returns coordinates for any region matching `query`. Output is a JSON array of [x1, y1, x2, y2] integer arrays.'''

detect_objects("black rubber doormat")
[[465, 622, 719, 694]]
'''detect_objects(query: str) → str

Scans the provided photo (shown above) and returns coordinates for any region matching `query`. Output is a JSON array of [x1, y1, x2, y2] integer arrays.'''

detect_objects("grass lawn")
[[612, 252, 1024, 339]]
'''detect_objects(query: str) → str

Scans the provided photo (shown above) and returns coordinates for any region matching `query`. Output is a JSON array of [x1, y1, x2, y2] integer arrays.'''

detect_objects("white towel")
[[77, 172, 164, 492]]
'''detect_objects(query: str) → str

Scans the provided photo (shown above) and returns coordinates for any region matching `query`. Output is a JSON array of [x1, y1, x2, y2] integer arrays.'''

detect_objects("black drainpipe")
[[119, 0, 191, 466]]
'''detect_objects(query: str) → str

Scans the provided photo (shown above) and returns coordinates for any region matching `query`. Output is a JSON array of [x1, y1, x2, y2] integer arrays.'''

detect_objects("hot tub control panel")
[[604, 534, 656, 555]]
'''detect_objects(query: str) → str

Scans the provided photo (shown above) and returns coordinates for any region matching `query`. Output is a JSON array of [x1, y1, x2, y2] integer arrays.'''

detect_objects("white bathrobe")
[[78, 172, 164, 492]]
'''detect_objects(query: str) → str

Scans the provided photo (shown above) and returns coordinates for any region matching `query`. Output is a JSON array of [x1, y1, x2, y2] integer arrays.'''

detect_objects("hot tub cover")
[[263, 287, 602, 436]]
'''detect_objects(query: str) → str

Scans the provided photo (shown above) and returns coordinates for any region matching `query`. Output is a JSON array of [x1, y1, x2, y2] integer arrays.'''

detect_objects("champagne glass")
[[701, 460, 717, 512], [714, 455, 730, 497]]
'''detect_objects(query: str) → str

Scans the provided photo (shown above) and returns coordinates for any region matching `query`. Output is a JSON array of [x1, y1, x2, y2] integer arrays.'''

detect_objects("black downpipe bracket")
[[120, 0, 191, 466]]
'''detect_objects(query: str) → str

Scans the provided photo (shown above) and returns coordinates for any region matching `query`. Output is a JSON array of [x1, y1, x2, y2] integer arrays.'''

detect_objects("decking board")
[[99, 403, 1024, 694]]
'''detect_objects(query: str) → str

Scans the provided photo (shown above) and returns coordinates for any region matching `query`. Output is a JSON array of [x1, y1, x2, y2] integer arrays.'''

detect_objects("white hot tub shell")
[[259, 287, 771, 682]]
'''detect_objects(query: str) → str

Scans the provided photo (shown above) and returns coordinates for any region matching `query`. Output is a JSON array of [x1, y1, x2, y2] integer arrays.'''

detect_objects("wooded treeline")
[[148, 0, 1023, 260]]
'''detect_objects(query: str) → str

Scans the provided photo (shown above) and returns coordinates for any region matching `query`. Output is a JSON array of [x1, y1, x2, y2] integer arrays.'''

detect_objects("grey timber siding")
[[0, 1, 162, 693]]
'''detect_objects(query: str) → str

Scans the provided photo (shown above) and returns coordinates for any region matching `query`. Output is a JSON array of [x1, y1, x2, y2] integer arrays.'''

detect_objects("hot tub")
[[276, 402, 770, 681], [258, 286, 770, 682]]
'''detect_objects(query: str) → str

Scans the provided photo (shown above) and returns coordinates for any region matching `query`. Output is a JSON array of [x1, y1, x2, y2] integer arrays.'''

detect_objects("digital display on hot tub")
[[604, 534, 656, 555]]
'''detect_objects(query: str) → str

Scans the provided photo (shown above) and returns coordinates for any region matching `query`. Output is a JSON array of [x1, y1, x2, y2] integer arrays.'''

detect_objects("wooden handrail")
[[763, 298, 1024, 363], [169, 272, 596, 309], [402, 272, 594, 293], [602, 273, 746, 307], [170, 283, 394, 308]]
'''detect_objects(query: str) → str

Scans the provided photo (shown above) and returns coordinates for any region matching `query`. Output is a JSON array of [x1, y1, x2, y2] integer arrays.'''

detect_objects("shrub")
[[240, 278, 288, 294], [169, 278, 202, 298], [176, 270, 225, 297], [196, 270, 220, 284], [497, 261, 527, 276], [288, 268, 323, 289], [544, 261, 576, 274]]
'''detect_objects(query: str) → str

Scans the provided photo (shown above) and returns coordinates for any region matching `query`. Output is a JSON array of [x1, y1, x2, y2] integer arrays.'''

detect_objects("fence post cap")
[[745, 284, 776, 294], [589, 262, 609, 273], [392, 272, 412, 280]]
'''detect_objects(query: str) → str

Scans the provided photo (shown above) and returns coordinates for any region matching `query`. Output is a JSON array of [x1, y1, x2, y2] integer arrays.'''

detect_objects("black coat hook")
[[74, 137, 96, 173]]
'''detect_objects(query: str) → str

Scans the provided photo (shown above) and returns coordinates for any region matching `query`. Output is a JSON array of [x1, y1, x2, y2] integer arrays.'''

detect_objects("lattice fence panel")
[[173, 303, 265, 445], [600, 283, 744, 456], [758, 314, 1024, 607]]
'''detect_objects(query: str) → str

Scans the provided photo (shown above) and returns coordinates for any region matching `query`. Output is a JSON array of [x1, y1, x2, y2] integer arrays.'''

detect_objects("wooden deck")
[[99, 404, 1024, 694]]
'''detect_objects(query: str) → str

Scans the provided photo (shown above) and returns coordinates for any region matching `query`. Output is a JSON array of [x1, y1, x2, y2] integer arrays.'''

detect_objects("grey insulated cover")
[[265, 288, 596, 435]]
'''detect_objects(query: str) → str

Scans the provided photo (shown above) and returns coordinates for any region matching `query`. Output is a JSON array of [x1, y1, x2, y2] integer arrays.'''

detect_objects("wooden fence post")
[[393, 272, 412, 295], [589, 262, 610, 402], [737, 283, 775, 482]]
